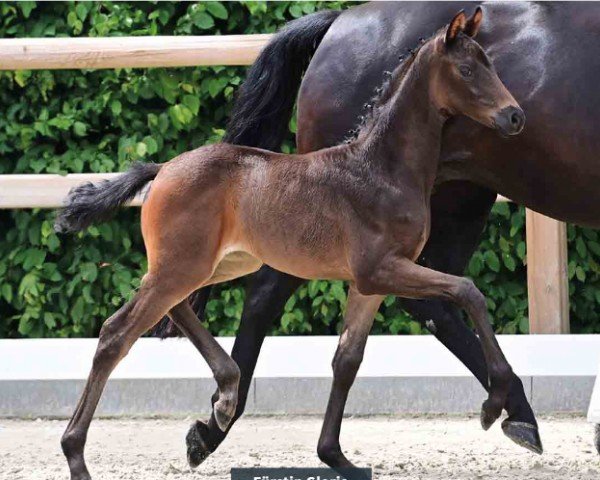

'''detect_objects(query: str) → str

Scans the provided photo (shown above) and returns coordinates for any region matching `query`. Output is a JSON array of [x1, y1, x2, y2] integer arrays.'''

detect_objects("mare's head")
[[426, 8, 525, 136]]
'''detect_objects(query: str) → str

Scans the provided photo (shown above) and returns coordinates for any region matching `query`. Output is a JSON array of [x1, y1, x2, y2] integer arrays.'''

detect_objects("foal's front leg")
[[357, 257, 513, 430], [317, 287, 383, 472]]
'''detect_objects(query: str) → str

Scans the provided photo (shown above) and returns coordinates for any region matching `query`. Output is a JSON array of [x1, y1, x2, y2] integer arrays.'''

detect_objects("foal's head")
[[427, 8, 525, 136]]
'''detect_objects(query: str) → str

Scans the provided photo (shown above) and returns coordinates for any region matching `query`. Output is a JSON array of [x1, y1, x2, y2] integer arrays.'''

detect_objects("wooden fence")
[[0, 35, 569, 334]]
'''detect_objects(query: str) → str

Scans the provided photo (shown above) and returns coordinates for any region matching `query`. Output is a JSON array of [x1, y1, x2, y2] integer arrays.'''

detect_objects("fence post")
[[525, 209, 570, 333]]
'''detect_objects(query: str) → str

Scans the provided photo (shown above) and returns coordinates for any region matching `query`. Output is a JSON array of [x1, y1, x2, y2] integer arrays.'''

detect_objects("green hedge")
[[0, 1, 599, 338]]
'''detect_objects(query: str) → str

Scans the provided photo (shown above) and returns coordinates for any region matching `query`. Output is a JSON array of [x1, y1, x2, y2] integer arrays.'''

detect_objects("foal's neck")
[[352, 47, 445, 196]]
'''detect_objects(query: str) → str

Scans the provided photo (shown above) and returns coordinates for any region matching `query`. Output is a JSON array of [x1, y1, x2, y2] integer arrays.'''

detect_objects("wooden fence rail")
[[0, 35, 272, 70], [0, 35, 569, 334]]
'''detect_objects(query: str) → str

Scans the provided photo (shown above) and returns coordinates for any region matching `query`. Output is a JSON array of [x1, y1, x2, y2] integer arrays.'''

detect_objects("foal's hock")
[[56, 9, 525, 479]]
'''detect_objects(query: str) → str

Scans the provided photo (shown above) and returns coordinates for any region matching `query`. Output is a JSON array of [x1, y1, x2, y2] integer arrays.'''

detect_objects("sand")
[[1, 415, 599, 479]]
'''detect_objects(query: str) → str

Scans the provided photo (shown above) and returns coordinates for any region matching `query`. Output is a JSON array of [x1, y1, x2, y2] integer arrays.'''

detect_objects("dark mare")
[[153, 0, 600, 463], [56, 9, 524, 478]]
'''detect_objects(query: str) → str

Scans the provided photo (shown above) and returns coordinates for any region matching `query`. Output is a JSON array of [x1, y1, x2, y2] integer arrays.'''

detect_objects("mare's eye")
[[459, 65, 473, 78]]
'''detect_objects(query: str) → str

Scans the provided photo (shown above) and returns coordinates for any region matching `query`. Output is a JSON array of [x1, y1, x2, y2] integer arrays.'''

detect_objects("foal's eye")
[[459, 65, 473, 78]]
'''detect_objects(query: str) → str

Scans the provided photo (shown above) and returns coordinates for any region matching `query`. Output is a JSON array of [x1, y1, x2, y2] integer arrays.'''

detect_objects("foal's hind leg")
[[168, 301, 241, 467], [61, 276, 193, 480], [317, 287, 383, 474]]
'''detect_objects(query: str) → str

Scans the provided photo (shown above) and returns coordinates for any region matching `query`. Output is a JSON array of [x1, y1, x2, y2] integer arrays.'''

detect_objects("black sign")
[[231, 468, 372, 480]]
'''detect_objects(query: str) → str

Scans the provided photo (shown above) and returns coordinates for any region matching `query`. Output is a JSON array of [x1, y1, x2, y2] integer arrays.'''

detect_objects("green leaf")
[[467, 253, 483, 277], [1, 284, 13, 303], [193, 12, 215, 29], [142, 136, 158, 155], [502, 254, 516, 272], [19, 2, 36, 19], [80, 263, 98, 283], [14, 70, 32, 87], [206, 2, 228, 20], [44, 312, 56, 329], [71, 297, 85, 322], [136, 142, 148, 157], [516, 241, 526, 261], [75, 3, 88, 21], [519, 316, 529, 334], [588, 241, 600, 257], [484, 251, 501, 273], [576, 237, 587, 258], [493, 201, 510, 219], [19, 316, 34, 335], [289, 4, 303, 17], [73, 121, 87, 137], [182, 94, 200, 115], [22, 248, 46, 270], [111, 100, 122, 116]]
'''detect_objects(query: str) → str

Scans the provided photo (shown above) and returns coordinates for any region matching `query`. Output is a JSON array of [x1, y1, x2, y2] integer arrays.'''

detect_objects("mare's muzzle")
[[493, 106, 525, 136]]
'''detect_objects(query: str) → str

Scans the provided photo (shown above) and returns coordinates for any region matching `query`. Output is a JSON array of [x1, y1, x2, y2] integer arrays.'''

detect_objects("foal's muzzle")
[[493, 106, 525, 136]]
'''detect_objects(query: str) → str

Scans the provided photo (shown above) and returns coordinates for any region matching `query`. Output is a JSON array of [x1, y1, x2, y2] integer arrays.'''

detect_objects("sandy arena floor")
[[0, 415, 599, 479]]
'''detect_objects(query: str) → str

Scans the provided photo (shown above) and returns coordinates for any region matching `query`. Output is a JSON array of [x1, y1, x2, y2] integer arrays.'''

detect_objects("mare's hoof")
[[480, 399, 502, 431], [595, 424, 600, 455], [502, 420, 543, 454], [186, 420, 212, 468]]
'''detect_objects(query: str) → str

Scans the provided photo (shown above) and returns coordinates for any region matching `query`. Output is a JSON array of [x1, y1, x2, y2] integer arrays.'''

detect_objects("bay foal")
[[56, 10, 525, 478]]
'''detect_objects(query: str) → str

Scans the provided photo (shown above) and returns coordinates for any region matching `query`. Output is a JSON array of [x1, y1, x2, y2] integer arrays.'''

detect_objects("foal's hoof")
[[595, 424, 600, 455], [186, 420, 212, 468], [502, 420, 543, 454], [480, 399, 502, 431]]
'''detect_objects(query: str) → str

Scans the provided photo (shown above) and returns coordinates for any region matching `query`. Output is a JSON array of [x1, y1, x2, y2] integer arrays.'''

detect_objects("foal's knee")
[[454, 278, 486, 312]]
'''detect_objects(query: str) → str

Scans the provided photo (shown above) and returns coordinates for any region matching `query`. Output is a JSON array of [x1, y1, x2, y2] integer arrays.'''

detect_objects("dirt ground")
[[0, 415, 598, 480]]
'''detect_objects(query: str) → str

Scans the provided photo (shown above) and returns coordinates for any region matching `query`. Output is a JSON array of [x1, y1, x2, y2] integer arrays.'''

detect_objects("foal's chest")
[[374, 192, 432, 260]]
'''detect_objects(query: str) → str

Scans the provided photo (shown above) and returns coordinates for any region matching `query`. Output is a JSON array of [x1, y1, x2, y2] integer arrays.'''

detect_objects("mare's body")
[[168, 2, 600, 459]]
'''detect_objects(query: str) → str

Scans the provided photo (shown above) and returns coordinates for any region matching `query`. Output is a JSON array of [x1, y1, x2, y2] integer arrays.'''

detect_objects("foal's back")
[[142, 142, 353, 284]]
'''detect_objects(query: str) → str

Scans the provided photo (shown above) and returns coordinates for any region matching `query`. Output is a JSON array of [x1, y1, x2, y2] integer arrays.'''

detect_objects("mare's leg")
[[402, 181, 540, 452], [168, 301, 241, 467], [61, 275, 192, 480], [185, 266, 304, 465], [317, 286, 383, 473], [358, 258, 514, 432]]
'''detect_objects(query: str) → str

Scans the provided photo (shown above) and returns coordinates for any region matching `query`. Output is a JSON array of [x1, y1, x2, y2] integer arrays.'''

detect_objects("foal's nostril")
[[511, 112, 520, 126]]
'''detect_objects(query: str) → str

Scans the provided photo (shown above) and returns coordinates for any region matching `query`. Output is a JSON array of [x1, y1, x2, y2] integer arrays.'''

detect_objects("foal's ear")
[[464, 7, 483, 38], [445, 10, 467, 45]]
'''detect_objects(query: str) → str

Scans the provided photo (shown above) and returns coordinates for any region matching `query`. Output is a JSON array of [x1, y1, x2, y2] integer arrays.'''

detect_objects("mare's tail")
[[224, 9, 341, 149], [54, 162, 161, 233]]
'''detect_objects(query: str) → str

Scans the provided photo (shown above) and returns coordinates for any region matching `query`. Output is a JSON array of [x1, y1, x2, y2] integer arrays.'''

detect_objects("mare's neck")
[[353, 50, 445, 197]]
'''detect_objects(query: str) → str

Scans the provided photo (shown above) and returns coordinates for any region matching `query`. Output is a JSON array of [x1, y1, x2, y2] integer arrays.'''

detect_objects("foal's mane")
[[343, 34, 433, 144]]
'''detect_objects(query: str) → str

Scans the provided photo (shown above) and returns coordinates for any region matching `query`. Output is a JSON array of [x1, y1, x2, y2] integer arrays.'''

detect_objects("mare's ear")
[[464, 7, 483, 38], [445, 10, 467, 45]]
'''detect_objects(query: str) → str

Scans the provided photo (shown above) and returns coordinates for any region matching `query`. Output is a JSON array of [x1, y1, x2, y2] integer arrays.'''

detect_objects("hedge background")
[[1, 1, 599, 339]]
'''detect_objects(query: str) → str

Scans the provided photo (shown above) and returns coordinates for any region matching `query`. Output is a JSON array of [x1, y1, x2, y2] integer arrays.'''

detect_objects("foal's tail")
[[54, 162, 161, 233], [224, 9, 341, 150]]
